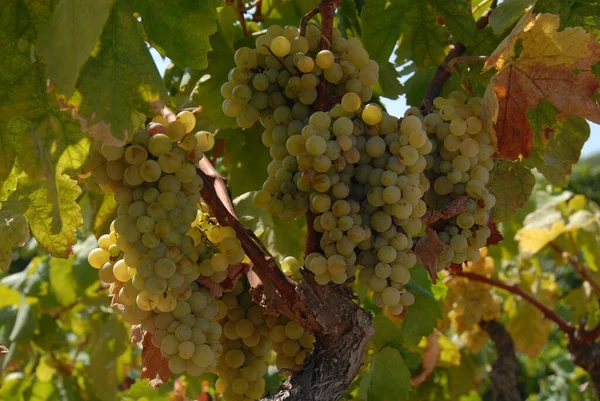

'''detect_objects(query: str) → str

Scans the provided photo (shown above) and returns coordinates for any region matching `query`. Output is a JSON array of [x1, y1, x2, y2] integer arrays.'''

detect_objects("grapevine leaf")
[[368, 346, 411, 401], [411, 331, 441, 387], [489, 0, 537, 35], [394, 0, 449, 70], [7, 172, 84, 259], [372, 62, 403, 100], [562, 285, 600, 330], [428, 0, 476, 45], [0, 285, 23, 310], [189, 7, 238, 129], [89, 313, 131, 401], [218, 125, 270, 198], [91, 192, 118, 239], [132, 0, 220, 70], [361, 0, 405, 65], [261, 0, 320, 27], [233, 192, 305, 259], [535, 0, 600, 42], [525, 100, 590, 185], [141, 332, 171, 389], [482, 12, 600, 160], [403, 268, 443, 345], [488, 160, 536, 223], [9, 301, 37, 343], [120, 379, 171, 400], [70, 1, 167, 142], [36, 0, 115, 98], [372, 315, 404, 351], [415, 229, 447, 283], [504, 271, 557, 357], [575, 229, 600, 272]]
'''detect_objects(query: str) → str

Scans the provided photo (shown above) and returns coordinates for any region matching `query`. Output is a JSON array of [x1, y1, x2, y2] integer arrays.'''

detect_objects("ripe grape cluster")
[[422, 93, 496, 271], [215, 281, 271, 401], [0, 212, 30, 270], [268, 315, 314, 372], [444, 248, 500, 352], [222, 23, 435, 314], [86, 112, 230, 375]]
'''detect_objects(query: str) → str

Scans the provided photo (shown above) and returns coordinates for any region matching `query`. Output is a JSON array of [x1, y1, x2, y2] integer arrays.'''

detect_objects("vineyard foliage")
[[0, 0, 600, 400]]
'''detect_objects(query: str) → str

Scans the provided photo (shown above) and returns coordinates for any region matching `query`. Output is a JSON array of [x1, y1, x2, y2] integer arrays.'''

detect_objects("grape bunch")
[[188, 205, 246, 284], [219, 23, 380, 221], [0, 211, 30, 270], [215, 280, 271, 401], [421, 92, 496, 270], [85, 112, 234, 374], [223, 23, 431, 315], [268, 315, 314, 372], [444, 248, 500, 351]]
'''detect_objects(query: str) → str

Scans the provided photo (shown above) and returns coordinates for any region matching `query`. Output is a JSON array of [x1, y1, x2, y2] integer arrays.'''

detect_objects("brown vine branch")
[[299, 7, 319, 36], [234, 0, 249, 36], [420, 1, 497, 111], [548, 241, 600, 298], [480, 320, 522, 401], [452, 271, 575, 337]]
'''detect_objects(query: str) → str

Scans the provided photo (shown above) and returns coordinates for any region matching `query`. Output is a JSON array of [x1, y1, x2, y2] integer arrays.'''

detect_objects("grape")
[[362, 104, 382, 125], [88, 248, 110, 269], [270, 36, 291, 57], [148, 134, 172, 156]]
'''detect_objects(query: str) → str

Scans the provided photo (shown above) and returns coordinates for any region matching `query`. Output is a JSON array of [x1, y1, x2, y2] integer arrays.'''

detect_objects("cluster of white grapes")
[[222, 24, 433, 315], [220, 23, 379, 221], [215, 281, 271, 401], [86, 112, 230, 375], [421, 92, 496, 271], [444, 248, 500, 352], [0, 211, 30, 270], [268, 315, 314, 372], [188, 205, 246, 284]]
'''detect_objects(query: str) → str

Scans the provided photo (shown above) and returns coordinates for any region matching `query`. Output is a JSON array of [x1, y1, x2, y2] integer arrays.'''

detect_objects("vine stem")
[[420, 0, 497, 111], [452, 270, 575, 337], [548, 240, 600, 298]]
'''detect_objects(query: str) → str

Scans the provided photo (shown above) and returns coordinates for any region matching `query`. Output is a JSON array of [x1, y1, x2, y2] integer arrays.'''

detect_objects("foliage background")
[[0, 0, 600, 400]]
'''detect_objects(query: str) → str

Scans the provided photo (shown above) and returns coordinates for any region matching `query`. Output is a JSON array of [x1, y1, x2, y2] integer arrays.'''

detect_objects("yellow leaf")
[[516, 220, 566, 257]]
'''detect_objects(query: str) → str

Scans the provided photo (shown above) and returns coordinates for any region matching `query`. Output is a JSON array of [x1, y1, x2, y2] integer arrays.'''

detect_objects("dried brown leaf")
[[415, 229, 447, 284]]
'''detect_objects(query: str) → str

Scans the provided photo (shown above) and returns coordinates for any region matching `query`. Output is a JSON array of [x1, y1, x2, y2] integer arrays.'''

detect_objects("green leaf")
[[394, 0, 449, 70], [526, 101, 590, 185], [576, 229, 600, 272], [88, 313, 130, 401], [190, 6, 238, 129], [9, 301, 37, 343], [361, 0, 404, 65], [0, 285, 23, 309], [119, 379, 171, 400], [488, 160, 536, 223], [403, 268, 442, 345], [429, 0, 476, 45], [218, 125, 271, 198], [36, 0, 115, 98], [368, 346, 411, 401], [489, 0, 537, 35], [372, 315, 404, 351], [133, 0, 220, 70], [234, 192, 305, 259], [71, 1, 167, 141], [261, 0, 320, 27], [372, 62, 403, 100]]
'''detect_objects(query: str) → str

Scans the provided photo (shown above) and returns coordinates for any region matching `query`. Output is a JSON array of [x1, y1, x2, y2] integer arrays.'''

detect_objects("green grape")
[[362, 104, 382, 125], [88, 248, 110, 269], [270, 36, 291, 57]]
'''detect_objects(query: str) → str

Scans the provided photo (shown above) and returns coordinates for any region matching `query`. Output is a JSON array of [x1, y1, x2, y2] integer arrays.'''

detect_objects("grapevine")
[[2, 0, 600, 400]]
